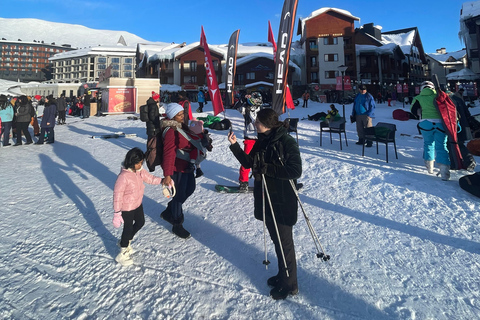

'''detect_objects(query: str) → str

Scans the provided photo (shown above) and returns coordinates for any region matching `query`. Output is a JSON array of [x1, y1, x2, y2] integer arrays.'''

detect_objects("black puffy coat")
[[15, 100, 33, 123], [146, 97, 160, 137], [230, 125, 302, 226]]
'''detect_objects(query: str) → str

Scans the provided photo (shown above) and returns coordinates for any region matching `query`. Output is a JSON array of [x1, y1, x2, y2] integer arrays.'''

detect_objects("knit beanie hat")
[[152, 91, 160, 101], [166, 103, 184, 119]]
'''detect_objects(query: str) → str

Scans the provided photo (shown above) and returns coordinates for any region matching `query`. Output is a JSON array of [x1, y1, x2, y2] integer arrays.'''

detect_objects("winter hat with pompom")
[[152, 91, 160, 101]]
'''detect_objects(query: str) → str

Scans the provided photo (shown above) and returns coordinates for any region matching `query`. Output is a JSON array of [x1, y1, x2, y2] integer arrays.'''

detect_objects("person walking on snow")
[[196, 89, 206, 113], [411, 81, 451, 180], [351, 84, 375, 147], [228, 108, 302, 300], [301, 90, 310, 108], [113, 147, 163, 266]]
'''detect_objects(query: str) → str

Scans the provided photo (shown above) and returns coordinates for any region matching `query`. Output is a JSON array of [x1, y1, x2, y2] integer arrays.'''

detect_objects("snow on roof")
[[461, 1, 480, 21], [49, 45, 136, 60], [245, 81, 273, 88], [356, 43, 398, 55], [302, 7, 360, 23], [0, 79, 25, 96], [160, 84, 182, 92], [445, 67, 479, 80], [235, 52, 301, 75], [427, 50, 466, 63], [381, 29, 415, 55]]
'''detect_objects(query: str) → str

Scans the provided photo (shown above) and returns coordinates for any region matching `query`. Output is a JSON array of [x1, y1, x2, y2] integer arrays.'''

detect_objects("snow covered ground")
[[1, 100, 480, 320]]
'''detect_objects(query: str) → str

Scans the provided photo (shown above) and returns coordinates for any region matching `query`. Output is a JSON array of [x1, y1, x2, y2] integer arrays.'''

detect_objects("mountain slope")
[[0, 18, 168, 48]]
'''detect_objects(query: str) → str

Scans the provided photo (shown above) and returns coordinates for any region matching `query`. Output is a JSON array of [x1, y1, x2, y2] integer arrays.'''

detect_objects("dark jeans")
[[266, 217, 298, 290], [168, 171, 196, 224], [198, 102, 204, 111], [302, 100, 308, 108], [15, 121, 33, 144], [37, 127, 55, 144], [120, 204, 145, 247], [83, 105, 90, 118], [1, 121, 12, 145], [58, 110, 66, 123]]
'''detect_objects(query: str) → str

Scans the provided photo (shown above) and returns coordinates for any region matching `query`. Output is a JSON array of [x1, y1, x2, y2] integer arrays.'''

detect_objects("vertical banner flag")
[[225, 30, 240, 107], [200, 26, 224, 116], [268, 20, 277, 61], [272, 0, 299, 115]]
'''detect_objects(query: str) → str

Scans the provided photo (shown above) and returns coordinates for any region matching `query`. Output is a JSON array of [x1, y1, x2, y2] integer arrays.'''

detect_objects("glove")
[[350, 115, 356, 123], [112, 212, 124, 228], [253, 152, 267, 175]]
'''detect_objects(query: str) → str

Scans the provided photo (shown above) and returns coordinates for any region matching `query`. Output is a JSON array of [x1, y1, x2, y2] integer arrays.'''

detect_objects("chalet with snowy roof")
[[380, 27, 428, 85], [460, 1, 480, 75], [426, 48, 467, 86], [297, 7, 360, 92], [355, 23, 406, 90]]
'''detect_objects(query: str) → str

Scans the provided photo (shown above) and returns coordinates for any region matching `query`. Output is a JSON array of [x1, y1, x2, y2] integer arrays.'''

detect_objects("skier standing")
[[228, 108, 302, 300]]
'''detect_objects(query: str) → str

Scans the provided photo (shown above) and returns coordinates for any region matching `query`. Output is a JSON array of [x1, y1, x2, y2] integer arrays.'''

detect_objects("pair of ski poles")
[[260, 172, 330, 277]]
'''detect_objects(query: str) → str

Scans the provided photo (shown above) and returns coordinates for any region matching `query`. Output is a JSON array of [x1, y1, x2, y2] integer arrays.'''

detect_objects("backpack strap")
[[175, 128, 207, 163]]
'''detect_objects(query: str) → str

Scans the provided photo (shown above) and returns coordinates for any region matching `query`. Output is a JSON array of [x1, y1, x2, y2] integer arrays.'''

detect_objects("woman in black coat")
[[36, 95, 56, 144], [14, 95, 33, 145], [228, 108, 302, 300]]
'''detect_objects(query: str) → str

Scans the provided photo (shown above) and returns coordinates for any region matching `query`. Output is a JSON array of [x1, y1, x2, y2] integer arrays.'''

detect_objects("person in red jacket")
[[160, 103, 199, 239]]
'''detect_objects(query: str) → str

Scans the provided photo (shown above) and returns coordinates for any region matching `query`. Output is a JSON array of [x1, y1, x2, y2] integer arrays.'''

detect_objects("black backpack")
[[139, 104, 148, 122]]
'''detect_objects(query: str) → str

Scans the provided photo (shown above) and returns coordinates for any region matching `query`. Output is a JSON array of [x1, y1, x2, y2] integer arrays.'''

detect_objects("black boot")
[[270, 285, 298, 300], [365, 140, 373, 147], [160, 209, 174, 225], [267, 275, 280, 287], [172, 224, 191, 239], [355, 138, 365, 145]]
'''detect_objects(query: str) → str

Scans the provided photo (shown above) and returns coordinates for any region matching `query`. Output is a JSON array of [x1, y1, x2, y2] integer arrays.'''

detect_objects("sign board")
[[107, 87, 136, 113], [403, 84, 409, 93], [396, 84, 402, 93], [335, 76, 352, 91]]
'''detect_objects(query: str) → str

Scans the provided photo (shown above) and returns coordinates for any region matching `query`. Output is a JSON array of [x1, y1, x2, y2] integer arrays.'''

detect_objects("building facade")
[[49, 46, 136, 84], [0, 40, 74, 82]]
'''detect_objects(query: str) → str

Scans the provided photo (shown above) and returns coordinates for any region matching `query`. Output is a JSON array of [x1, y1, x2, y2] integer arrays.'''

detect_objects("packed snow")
[[1, 99, 480, 319]]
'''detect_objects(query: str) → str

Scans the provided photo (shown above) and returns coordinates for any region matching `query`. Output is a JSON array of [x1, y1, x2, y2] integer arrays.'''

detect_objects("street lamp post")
[[338, 65, 348, 118]]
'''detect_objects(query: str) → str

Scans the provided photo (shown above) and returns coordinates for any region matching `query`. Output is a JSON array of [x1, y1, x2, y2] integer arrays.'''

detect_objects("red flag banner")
[[268, 20, 277, 62], [225, 30, 240, 107], [286, 85, 295, 110], [200, 26, 224, 116], [272, 0, 299, 115]]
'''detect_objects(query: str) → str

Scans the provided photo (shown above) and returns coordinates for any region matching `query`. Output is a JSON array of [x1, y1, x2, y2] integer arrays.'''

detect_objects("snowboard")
[[91, 132, 137, 139], [215, 185, 254, 193]]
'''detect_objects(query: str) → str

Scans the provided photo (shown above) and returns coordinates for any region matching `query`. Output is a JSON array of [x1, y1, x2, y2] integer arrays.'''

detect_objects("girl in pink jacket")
[[113, 147, 163, 266]]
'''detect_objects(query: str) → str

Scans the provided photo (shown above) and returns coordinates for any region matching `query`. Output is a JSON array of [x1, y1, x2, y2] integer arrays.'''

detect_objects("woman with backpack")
[[159, 103, 202, 239]]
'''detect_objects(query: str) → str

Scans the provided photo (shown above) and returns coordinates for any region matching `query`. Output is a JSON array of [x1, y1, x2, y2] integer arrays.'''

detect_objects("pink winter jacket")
[[113, 167, 162, 212]]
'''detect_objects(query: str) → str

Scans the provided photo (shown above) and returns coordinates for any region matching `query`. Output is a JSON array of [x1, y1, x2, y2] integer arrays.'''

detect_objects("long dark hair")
[[123, 147, 145, 170], [256, 108, 284, 129]]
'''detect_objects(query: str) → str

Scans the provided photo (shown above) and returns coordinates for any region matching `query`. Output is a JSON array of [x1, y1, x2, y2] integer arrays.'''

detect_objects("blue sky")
[[2, 0, 468, 53]]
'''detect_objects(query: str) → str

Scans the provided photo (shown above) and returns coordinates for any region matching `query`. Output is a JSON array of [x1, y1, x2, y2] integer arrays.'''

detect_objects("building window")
[[325, 71, 339, 79], [124, 64, 132, 70], [324, 54, 338, 62], [98, 57, 107, 63], [98, 64, 106, 70], [246, 72, 255, 80], [311, 72, 318, 82], [124, 58, 133, 64], [111, 64, 119, 70], [124, 72, 132, 78], [310, 56, 317, 67], [323, 37, 338, 45], [112, 71, 119, 77], [309, 40, 318, 50], [237, 74, 244, 85], [111, 57, 120, 64]]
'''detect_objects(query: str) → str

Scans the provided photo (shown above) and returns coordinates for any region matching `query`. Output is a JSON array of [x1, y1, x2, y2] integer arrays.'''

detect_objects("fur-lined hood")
[[161, 119, 182, 130]]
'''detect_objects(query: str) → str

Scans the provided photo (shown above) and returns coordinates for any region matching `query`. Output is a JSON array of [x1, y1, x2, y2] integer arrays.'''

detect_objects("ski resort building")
[[0, 39, 74, 82]]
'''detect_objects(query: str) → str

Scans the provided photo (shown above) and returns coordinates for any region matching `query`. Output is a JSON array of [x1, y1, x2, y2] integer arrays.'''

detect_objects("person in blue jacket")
[[0, 94, 14, 146], [351, 84, 375, 147], [196, 89, 206, 113]]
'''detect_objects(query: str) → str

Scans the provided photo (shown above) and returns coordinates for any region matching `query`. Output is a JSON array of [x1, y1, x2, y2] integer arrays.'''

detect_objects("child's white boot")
[[115, 247, 133, 266]]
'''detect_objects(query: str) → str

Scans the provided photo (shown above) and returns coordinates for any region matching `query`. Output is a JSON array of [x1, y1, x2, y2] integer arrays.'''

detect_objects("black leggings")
[[120, 204, 145, 247]]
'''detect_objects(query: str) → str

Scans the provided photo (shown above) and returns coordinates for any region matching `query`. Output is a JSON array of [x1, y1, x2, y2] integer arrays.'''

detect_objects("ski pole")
[[288, 179, 330, 261], [262, 174, 289, 278], [262, 177, 270, 269]]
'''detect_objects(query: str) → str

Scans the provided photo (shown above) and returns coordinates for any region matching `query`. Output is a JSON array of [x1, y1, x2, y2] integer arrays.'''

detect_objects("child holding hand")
[[113, 147, 163, 266]]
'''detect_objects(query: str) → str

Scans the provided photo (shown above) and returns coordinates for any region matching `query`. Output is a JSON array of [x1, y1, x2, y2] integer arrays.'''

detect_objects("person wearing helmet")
[[234, 91, 263, 192], [411, 81, 451, 180]]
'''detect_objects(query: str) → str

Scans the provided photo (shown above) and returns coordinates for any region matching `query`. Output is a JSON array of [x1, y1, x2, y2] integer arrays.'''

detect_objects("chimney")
[[363, 23, 382, 41], [436, 48, 446, 54]]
